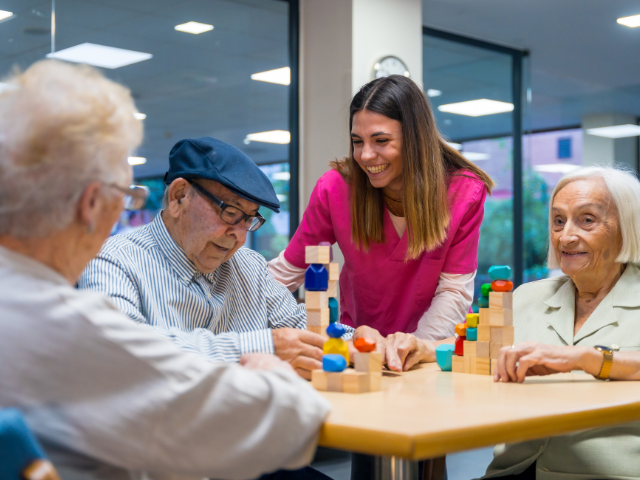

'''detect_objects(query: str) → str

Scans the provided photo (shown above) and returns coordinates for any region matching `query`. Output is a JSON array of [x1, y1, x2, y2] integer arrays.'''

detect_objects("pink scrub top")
[[284, 169, 487, 337]]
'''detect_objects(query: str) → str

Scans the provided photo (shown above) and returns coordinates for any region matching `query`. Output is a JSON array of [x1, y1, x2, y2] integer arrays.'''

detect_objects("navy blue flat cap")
[[164, 137, 280, 213]]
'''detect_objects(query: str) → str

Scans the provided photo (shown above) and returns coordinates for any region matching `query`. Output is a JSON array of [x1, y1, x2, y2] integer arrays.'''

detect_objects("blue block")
[[435, 344, 455, 372], [305, 264, 328, 291], [329, 297, 339, 324], [466, 327, 477, 341], [326, 322, 346, 338], [0, 409, 47, 480], [323, 354, 347, 372], [478, 296, 489, 308], [488, 265, 512, 281]]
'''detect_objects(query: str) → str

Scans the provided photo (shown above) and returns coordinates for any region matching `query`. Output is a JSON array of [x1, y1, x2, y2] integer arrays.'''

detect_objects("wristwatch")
[[593, 345, 614, 380]]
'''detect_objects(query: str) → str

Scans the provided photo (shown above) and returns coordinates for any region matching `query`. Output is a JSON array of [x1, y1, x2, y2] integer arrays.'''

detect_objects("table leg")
[[373, 456, 419, 480]]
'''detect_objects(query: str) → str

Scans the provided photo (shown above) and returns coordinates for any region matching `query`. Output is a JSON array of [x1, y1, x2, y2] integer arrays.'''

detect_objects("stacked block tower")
[[304, 243, 340, 337], [436, 265, 515, 375]]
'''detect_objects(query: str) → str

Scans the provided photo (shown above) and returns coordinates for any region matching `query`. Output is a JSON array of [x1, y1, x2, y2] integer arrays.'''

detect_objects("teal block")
[[471, 304, 479, 313], [329, 297, 339, 324], [478, 296, 489, 308], [435, 344, 455, 371], [467, 327, 477, 341], [480, 283, 492, 297], [489, 265, 512, 281]]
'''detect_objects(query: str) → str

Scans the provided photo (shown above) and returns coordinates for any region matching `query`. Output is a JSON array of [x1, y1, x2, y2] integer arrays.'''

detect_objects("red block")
[[455, 335, 466, 356], [354, 337, 376, 352], [491, 280, 513, 292]]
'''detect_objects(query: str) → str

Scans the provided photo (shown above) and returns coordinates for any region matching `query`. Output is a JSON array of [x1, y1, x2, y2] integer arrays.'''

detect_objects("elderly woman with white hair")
[[486, 166, 640, 480]]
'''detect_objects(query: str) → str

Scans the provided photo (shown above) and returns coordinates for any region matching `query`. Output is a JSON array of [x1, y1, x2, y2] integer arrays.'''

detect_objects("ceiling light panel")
[[175, 21, 214, 34], [438, 99, 514, 117], [0, 10, 13, 21], [586, 124, 640, 138], [251, 67, 290, 86], [128, 157, 146, 166], [617, 14, 640, 28], [47, 43, 152, 69], [462, 152, 490, 161], [245, 130, 290, 144], [134, 112, 146, 120], [427, 89, 442, 97]]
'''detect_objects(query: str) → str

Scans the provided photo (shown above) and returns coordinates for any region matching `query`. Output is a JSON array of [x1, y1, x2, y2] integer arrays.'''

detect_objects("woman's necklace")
[[383, 193, 404, 217]]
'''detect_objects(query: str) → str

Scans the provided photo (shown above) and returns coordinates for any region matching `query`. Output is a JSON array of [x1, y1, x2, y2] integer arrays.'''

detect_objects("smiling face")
[[164, 178, 258, 274], [351, 109, 404, 192], [551, 178, 622, 279]]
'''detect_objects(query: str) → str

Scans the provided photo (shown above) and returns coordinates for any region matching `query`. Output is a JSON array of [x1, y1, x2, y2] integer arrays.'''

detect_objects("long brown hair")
[[332, 75, 494, 260]]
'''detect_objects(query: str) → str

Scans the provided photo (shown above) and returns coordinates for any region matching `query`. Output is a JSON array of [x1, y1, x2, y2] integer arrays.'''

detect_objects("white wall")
[[583, 113, 638, 171]]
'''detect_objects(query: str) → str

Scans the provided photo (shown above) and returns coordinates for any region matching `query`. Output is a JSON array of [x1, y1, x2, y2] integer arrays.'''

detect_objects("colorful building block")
[[452, 355, 465, 373], [489, 308, 513, 327], [454, 335, 465, 356], [488, 265, 512, 281], [323, 354, 347, 372], [324, 338, 349, 363], [305, 245, 331, 264], [318, 241, 333, 261], [480, 283, 492, 297], [312, 370, 342, 391], [306, 291, 328, 309], [455, 323, 467, 337], [466, 327, 477, 341], [435, 344, 455, 371], [354, 337, 376, 352], [305, 264, 328, 291], [354, 352, 383, 372], [307, 309, 329, 327], [491, 280, 513, 292], [489, 292, 513, 310], [478, 296, 489, 308], [466, 313, 479, 328], [463, 341, 476, 357], [326, 323, 346, 338], [328, 297, 339, 324]]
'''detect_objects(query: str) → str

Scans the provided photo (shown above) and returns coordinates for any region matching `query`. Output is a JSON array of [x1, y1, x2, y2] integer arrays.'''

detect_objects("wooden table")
[[316, 363, 640, 479]]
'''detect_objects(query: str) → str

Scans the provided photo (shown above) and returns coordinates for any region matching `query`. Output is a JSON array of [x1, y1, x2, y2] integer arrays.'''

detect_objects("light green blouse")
[[484, 263, 640, 480]]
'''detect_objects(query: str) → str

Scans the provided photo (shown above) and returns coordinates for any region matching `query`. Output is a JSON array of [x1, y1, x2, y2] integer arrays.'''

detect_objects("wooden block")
[[479, 308, 490, 325], [354, 352, 383, 373], [307, 308, 329, 327], [327, 280, 337, 297], [342, 370, 382, 393], [307, 325, 325, 335], [463, 341, 477, 357], [491, 359, 498, 374], [490, 342, 503, 359], [476, 341, 490, 358], [489, 308, 513, 327], [452, 355, 464, 373], [305, 246, 331, 264], [326, 263, 339, 281], [475, 358, 491, 376], [464, 355, 476, 374], [478, 325, 491, 342], [490, 326, 515, 345], [489, 292, 513, 310], [306, 291, 328, 309], [311, 370, 343, 392]]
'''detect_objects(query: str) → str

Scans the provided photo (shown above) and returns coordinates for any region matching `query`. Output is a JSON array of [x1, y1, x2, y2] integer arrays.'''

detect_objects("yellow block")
[[466, 313, 479, 328], [324, 338, 349, 363]]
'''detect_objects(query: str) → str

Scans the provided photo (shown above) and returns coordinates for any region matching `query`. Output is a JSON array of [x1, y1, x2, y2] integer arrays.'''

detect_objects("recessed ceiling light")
[[617, 14, 640, 28], [534, 164, 581, 174], [127, 157, 146, 165], [134, 112, 146, 120], [245, 130, 291, 144], [47, 43, 153, 69], [438, 99, 514, 117], [175, 21, 214, 34], [462, 152, 490, 161], [0, 10, 13, 21], [427, 89, 442, 97], [251, 67, 290, 86], [586, 124, 640, 138]]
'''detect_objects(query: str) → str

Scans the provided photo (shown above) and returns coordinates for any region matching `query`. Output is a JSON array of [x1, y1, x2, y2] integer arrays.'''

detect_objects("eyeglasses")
[[107, 184, 149, 211], [187, 179, 266, 232]]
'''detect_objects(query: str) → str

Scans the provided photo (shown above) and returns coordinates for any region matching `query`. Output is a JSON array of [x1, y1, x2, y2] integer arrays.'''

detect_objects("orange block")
[[354, 337, 376, 352], [491, 280, 513, 292], [455, 323, 467, 336]]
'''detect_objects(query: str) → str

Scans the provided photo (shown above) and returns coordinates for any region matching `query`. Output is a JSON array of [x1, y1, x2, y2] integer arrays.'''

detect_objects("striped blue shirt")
[[78, 214, 307, 362]]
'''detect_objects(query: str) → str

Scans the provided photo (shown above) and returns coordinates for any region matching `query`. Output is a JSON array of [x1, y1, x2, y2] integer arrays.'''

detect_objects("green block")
[[480, 283, 492, 297]]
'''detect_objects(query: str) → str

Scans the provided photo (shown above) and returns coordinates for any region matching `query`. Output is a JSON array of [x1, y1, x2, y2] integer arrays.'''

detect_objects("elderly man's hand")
[[240, 353, 295, 373], [384, 333, 436, 372], [272, 328, 325, 380], [494, 342, 599, 383]]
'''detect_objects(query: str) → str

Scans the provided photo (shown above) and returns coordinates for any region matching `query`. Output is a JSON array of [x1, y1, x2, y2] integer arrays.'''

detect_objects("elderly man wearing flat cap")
[[79, 137, 337, 379]]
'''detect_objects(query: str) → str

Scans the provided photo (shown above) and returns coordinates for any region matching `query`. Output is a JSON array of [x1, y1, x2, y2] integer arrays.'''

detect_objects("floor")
[[311, 446, 495, 480]]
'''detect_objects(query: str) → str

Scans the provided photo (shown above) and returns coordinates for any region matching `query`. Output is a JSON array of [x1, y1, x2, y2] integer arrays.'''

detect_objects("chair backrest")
[[0, 409, 60, 480]]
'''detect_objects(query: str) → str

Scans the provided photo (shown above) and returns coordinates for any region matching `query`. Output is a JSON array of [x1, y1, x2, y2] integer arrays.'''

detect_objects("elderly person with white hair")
[[0, 59, 331, 480], [486, 166, 640, 480]]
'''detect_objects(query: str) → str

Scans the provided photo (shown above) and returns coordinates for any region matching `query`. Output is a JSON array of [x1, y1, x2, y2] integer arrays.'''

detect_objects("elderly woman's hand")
[[352, 325, 387, 356], [494, 342, 601, 383], [384, 333, 436, 372]]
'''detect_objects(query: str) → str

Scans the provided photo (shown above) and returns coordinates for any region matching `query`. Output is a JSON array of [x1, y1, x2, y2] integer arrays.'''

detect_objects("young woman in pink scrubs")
[[269, 75, 494, 372]]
